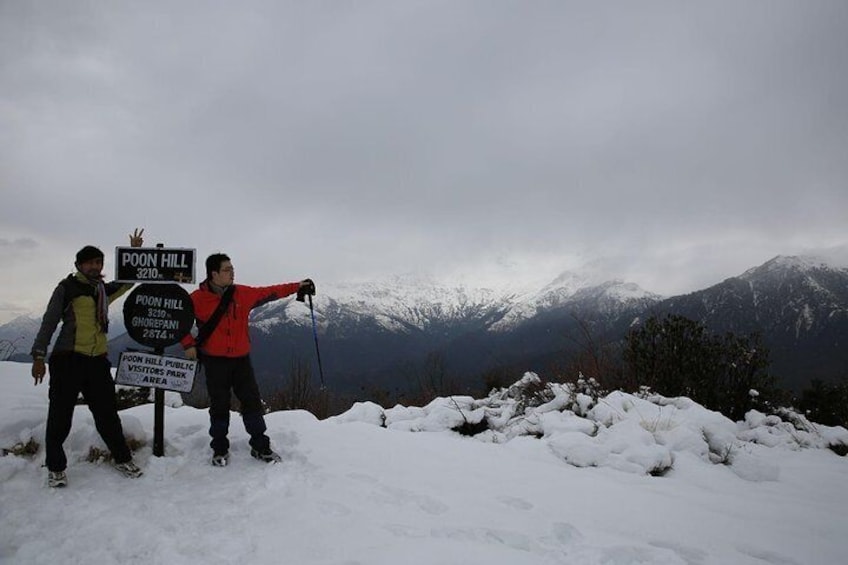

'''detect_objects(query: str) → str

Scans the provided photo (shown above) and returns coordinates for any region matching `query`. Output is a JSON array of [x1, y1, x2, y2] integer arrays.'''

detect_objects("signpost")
[[115, 247, 195, 284], [118, 244, 196, 457]]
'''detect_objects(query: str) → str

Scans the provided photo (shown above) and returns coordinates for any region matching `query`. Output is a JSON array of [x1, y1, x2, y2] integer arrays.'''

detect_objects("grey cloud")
[[0, 238, 39, 251], [1, 1, 846, 304]]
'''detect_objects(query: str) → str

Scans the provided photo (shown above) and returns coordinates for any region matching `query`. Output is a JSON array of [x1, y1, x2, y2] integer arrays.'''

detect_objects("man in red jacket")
[[182, 253, 315, 466]]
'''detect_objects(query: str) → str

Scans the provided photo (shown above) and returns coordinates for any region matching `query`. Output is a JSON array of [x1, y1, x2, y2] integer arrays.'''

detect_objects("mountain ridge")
[[2, 255, 845, 395]]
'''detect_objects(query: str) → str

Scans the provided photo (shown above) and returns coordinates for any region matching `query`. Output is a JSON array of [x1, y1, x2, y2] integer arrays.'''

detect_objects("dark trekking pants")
[[45, 353, 131, 472], [203, 355, 270, 455]]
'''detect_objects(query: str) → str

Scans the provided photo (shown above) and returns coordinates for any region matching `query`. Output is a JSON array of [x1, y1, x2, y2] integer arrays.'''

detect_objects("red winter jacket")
[[181, 281, 301, 358]]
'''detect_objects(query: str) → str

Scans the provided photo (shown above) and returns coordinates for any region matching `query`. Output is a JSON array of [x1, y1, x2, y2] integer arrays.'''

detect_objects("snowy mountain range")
[[248, 271, 659, 335], [655, 255, 848, 390], [246, 255, 848, 396], [234, 272, 663, 395], [3, 255, 847, 396]]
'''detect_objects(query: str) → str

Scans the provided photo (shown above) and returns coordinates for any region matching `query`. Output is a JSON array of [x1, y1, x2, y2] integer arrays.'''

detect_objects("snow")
[[2, 361, 848, 565], [600, 280, 659, 303]]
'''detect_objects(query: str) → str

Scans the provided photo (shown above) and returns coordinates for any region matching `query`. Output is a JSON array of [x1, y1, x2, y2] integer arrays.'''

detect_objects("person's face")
[[211, 260, 234, 287], [77, 257, 103, 279]]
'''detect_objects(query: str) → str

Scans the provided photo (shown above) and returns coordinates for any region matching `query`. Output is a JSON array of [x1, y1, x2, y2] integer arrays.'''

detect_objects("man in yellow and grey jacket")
[[31, 229, 145, 487]]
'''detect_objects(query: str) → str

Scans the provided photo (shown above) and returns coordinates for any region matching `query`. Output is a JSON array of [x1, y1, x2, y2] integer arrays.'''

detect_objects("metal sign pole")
[[154, 347, 165, 457], [153, 243, 165, 457]]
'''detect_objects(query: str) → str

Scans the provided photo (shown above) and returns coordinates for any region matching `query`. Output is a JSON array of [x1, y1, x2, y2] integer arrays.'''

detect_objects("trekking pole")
[[308, 295, 326, 388], [298, 289, 325, 388]]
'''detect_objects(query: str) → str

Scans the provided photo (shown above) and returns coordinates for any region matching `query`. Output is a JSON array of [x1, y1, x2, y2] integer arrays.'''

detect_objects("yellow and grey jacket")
[[31, 273, 132, 359]]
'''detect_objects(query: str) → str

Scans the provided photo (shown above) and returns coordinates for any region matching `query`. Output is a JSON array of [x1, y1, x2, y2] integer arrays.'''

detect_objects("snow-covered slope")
[[252, 274, 518, 334], [2, 361, 848, 565], [739, 255, 848, 318]]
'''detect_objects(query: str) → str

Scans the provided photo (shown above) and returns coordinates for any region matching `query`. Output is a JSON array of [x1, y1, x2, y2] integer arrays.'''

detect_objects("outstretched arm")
[[246, 280, 314, 310]]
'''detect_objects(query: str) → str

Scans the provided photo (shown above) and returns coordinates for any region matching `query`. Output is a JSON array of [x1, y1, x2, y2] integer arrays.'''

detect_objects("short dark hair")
[[205, 253, 231, 278], [75, 245, 104, 265]]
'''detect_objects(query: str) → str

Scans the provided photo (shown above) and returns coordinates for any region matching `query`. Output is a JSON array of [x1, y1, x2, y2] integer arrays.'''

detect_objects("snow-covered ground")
[[1, 360, 847, 565]]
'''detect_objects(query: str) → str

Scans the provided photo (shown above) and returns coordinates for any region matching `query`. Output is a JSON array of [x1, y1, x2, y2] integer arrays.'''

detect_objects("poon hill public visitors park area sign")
[[114, 245, 198, 456]]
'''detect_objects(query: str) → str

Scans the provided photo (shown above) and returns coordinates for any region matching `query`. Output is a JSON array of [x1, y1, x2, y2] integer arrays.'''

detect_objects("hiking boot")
[[114, 460, 143, 478], [251, 448, 282, 463], [211, 452, 230, 467], [48, 470, 68, 488]]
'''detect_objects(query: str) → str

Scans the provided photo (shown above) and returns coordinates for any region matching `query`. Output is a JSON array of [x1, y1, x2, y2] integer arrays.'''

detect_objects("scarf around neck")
[[80, 272, 109, 332], [95, 280, 109, 332]]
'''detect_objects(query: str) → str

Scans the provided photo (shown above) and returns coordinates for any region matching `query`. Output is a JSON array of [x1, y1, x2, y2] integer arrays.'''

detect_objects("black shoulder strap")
[[194, 285, 235, 348]]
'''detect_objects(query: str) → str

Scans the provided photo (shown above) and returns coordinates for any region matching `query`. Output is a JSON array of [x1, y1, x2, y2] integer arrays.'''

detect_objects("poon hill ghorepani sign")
[[123, 284, 195, 349]]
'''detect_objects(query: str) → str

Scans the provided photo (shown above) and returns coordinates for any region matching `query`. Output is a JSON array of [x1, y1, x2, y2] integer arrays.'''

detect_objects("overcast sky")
[[2, 0, 847, 322]]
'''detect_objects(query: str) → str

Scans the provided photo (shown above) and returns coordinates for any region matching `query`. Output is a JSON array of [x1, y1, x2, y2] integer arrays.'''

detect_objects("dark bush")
[[798, 379, 848, 429], [624, 314, 774, 421]]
